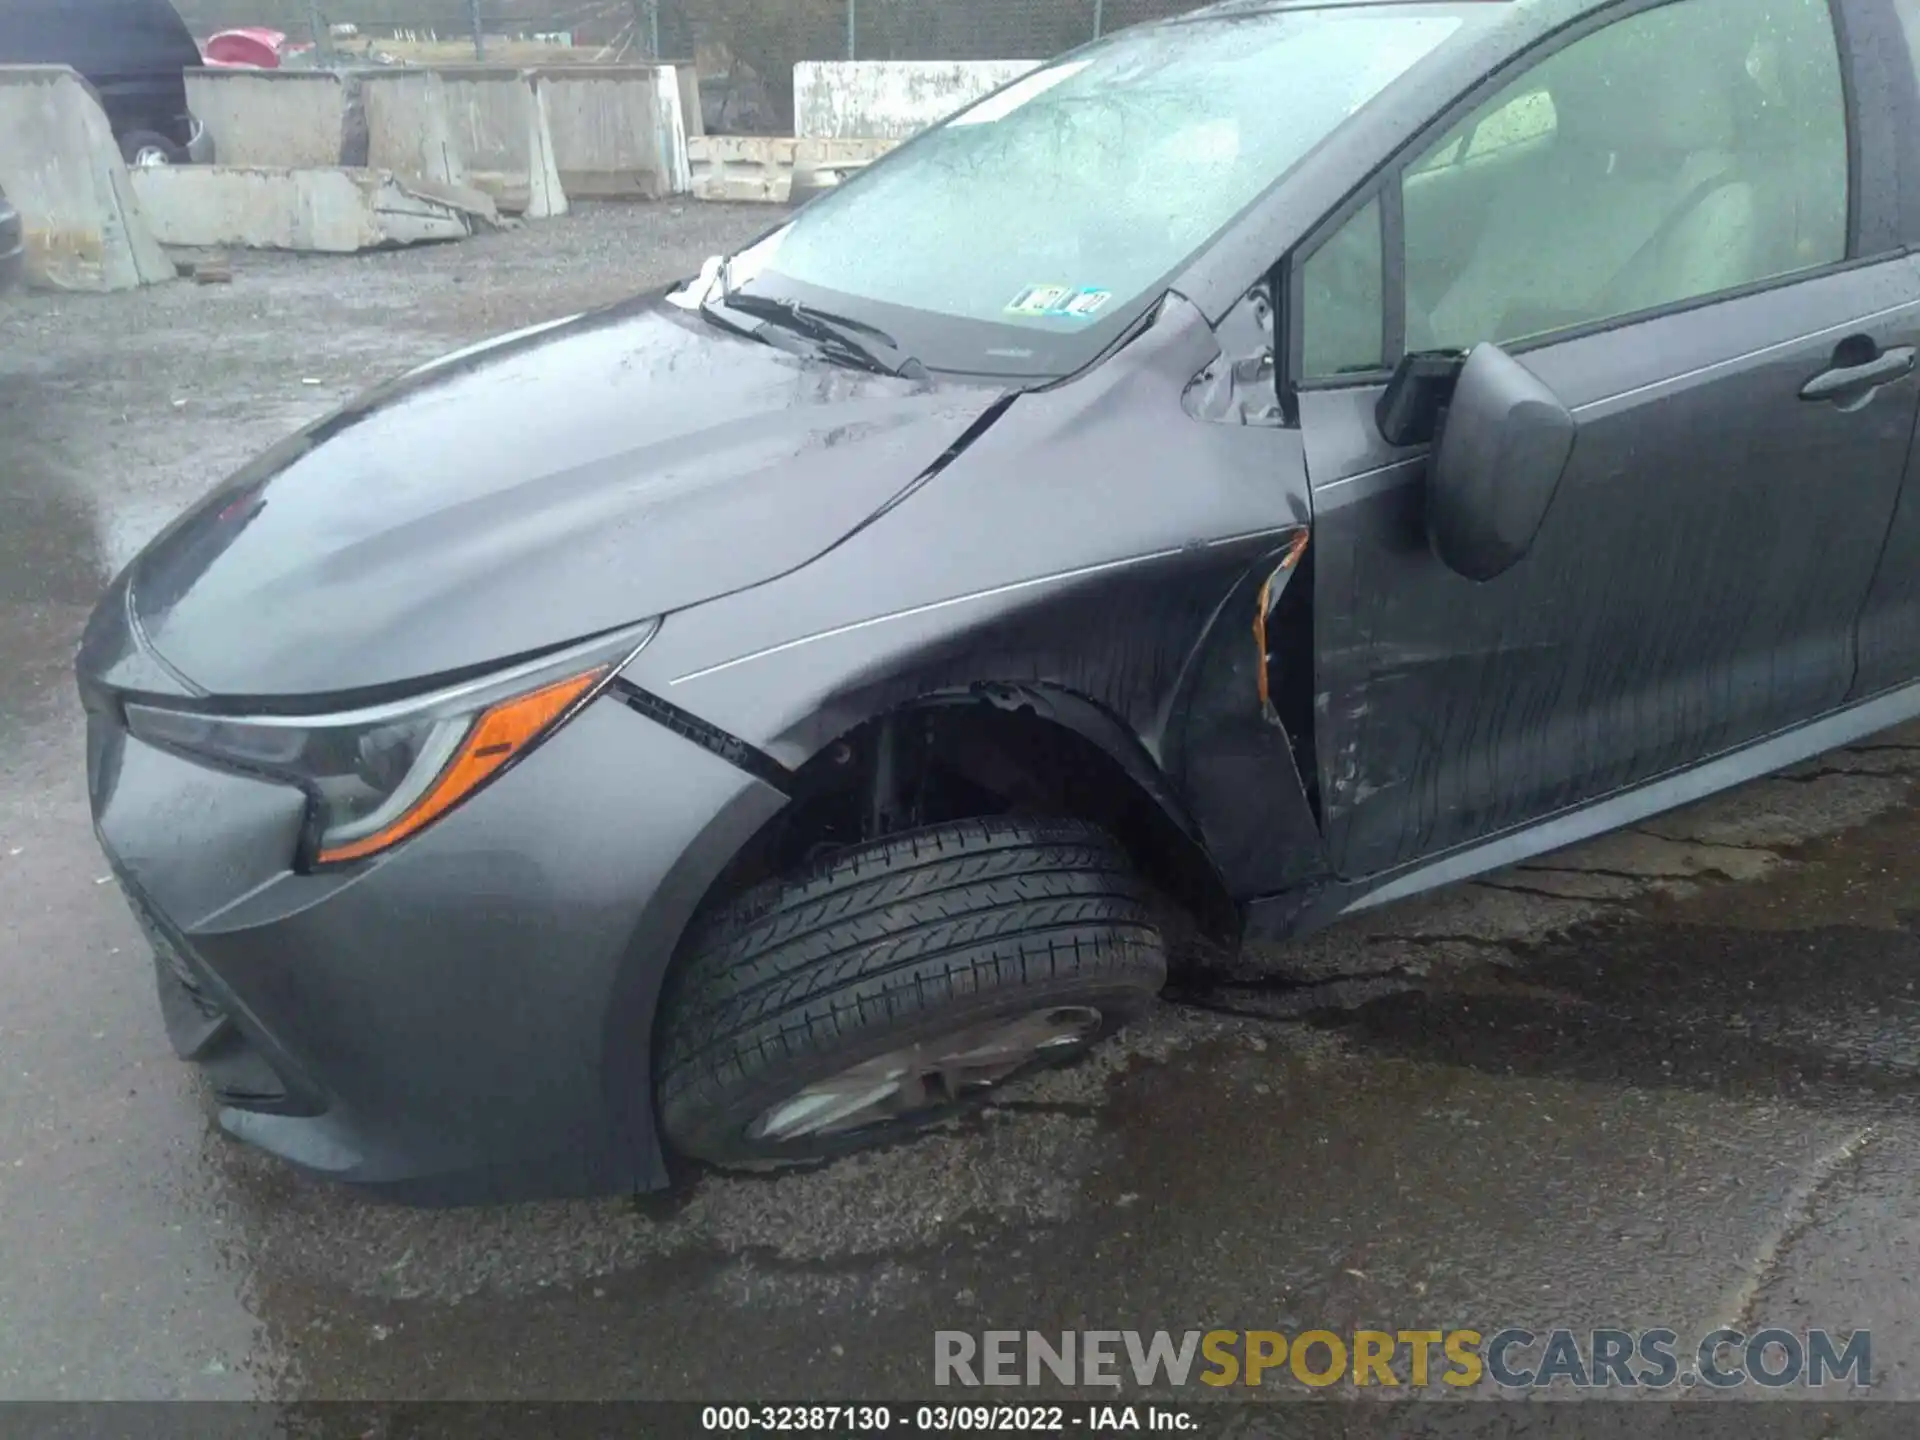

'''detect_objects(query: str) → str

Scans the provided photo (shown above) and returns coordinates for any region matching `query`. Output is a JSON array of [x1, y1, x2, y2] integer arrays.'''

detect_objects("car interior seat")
[[1418, 31, 1761, 351]]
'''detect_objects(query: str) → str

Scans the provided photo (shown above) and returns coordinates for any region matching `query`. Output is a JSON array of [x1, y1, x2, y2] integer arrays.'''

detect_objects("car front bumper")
[[87, 685, 785, 1204]]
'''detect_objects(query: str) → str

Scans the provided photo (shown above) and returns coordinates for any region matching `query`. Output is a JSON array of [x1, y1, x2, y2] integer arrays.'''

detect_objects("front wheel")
[[656, 817, 1167, 1169]]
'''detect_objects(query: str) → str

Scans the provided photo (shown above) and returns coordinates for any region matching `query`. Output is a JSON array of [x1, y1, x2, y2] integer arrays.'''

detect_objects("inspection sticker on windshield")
[[1006, 285, 1112, 320]]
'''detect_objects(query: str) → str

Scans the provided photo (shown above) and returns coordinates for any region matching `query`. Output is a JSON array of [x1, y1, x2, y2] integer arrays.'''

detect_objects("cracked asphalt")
[[4, 204, 1920, 1413]]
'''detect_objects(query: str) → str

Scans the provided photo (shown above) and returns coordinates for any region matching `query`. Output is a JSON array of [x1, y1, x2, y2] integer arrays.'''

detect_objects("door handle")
[[1800, 345, 1916, 404]]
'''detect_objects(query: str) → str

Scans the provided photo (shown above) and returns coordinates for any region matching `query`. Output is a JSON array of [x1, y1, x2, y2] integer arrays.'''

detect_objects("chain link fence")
[[659, 0, 1209, 126], [178, 0, 1212, 127], [658, 0, 1210, 63]]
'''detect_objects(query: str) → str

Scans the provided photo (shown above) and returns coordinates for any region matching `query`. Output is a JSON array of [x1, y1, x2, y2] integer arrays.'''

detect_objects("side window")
[[1412, 89, 1558, 176], [1300, 199, 1384, 379], [1404, 0, 1848, 352], [1462, 91, 1557, 161]]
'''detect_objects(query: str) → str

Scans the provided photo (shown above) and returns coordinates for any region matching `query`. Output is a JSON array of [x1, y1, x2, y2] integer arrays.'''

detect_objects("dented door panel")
[[1852, 352, 1920, 699], [1308, 259, 1920, 880]]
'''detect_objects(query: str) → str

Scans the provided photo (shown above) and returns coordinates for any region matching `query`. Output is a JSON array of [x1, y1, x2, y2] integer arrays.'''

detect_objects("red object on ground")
[[201, 28, 287, 69]]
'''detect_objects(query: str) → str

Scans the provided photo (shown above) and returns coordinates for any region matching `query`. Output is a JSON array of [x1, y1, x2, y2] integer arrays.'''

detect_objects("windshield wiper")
[[711, 291, 917, 377], [722, 293, 900, 349]]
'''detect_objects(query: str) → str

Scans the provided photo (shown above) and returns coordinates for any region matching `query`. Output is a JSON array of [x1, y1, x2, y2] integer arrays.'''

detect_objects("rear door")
[[1291, 0, 1920, 880], [1852, 0, 1920, 698]]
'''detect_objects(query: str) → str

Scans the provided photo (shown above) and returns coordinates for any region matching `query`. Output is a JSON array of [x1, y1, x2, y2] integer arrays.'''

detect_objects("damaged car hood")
[[115, 298, 1009, 699]]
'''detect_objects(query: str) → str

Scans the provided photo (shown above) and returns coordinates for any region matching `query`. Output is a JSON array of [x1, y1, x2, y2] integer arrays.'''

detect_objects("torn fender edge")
[[847, 390, 1023, 540], [903, 680, 1242, 946]]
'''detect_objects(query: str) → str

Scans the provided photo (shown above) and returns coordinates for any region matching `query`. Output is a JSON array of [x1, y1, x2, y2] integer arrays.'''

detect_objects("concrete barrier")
[[184, 70, 349, 168], [359, 70, 469, 191], [688, 135, 793, 203], [666, 61, 704, 138], [0, 65, 171, 290], [688, 135, 894, 203], [164, 62, 692, 216], [534, 65, 691, 199], [795, 137, 893, 193], [436, 67, 567, 217], [793, 60, 1040, 140], [130, 166, 485, 252]]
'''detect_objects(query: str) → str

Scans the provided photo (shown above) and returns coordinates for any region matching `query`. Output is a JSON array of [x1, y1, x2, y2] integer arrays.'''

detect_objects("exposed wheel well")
[[688, 691, 1242, 958]]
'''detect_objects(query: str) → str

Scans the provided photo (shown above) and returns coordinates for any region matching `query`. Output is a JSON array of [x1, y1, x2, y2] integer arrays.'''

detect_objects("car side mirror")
[[1376, 349, 1467, 448], [1427, 343, 1576, 582]]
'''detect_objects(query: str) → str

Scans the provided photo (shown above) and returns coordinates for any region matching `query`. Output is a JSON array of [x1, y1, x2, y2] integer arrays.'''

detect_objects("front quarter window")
[[722, 8, 1464, 377], [1301, 198, 1386, 379]]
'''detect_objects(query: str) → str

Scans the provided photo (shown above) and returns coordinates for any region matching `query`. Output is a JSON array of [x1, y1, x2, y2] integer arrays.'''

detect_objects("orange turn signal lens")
[[315, 667, 606, 864]]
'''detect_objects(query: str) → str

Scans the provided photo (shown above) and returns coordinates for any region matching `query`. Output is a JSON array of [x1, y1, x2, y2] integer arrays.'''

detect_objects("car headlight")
[[124, 619, 658, 866]]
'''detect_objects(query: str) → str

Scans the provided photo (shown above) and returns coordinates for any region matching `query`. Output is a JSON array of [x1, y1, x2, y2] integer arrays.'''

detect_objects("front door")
[[1291, 0, 1920, 880]]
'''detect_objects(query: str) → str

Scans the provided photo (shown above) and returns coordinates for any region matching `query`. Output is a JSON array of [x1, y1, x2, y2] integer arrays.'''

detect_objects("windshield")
[[711, 6, 1467, 378]]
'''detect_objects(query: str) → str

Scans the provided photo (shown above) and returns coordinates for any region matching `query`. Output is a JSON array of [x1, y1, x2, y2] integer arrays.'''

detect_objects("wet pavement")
[[3, 205, 1919, 1409]]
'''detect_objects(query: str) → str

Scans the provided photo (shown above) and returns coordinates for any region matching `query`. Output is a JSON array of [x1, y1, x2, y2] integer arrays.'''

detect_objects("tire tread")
[[655, 817, 1166, 1162]]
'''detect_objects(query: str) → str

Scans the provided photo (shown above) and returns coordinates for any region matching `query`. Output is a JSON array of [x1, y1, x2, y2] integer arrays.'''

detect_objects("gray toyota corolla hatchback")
[[79, 0, 1920, 1202]]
